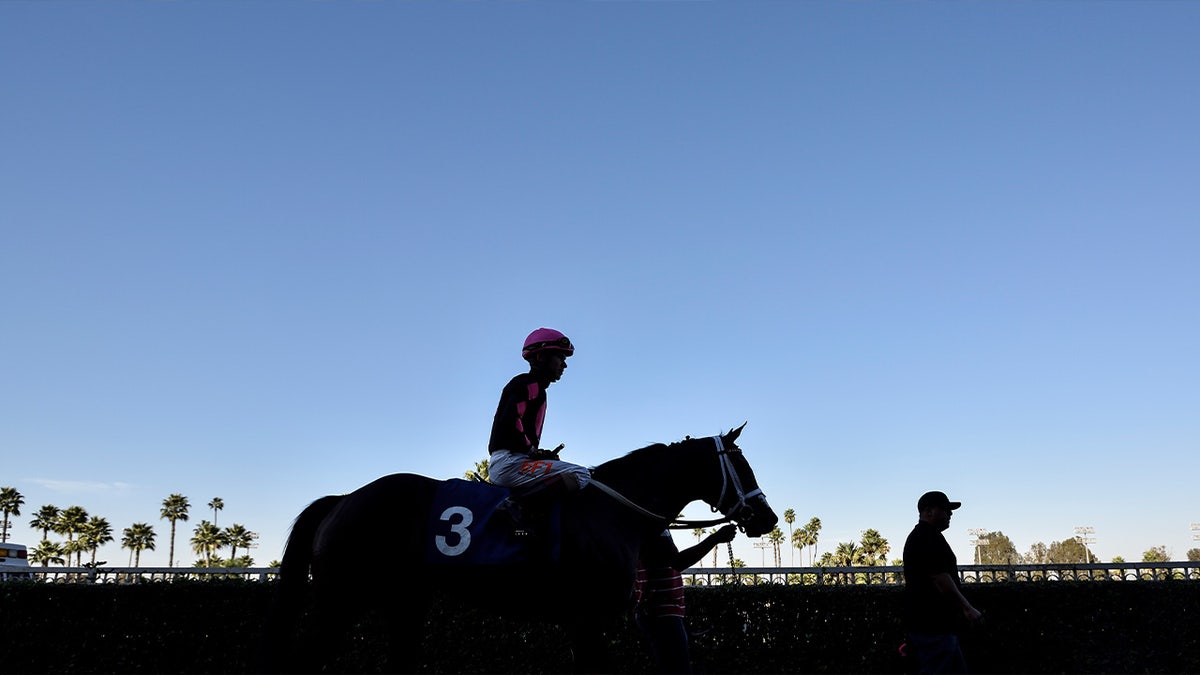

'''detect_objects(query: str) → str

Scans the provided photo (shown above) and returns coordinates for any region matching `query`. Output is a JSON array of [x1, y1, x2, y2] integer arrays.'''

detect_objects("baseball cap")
[[917, 491, 962, 511]]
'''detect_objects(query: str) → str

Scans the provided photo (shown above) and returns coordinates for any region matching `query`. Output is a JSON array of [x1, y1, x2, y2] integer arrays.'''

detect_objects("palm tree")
[[54, 506, 89, 564], [710, 527, 725, 567], [464, 458, 491, 482], [190, 520, 224, 567], [207, 497, 224, 527], [64, 538, 89, 567], [30, 540, 65, 567], [859, 528, 890, 566], [791, 528, 809, 566], [767, 527, 785, 567], [805, 517, 822, 566], [122, 523, 157, 566], [29, 505, 60, 540], [783, 509, 796, 566], [160, 494, 190, 567], [833, 541, 863, 567], [82, 516, 113, 565], [0, 487, 25, 543], [223, 523, 257, 563], [692, 528, 706, 566]]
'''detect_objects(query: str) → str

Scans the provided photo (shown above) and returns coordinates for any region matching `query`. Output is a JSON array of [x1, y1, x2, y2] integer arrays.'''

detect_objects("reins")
[[587, 480, 732, 528], [587, 434, 758, 529]]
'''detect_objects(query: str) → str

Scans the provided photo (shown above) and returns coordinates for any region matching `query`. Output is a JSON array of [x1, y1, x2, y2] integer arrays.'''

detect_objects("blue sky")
[[2, 1, 1197, 568]]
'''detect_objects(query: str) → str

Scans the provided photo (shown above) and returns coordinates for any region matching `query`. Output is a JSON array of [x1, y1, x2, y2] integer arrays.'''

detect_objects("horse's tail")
[[261, 495, 344, 673], [279, 494, 343, 585]]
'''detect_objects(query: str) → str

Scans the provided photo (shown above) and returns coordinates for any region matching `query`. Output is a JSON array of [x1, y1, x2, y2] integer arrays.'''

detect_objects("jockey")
[[488, 327, 591, 498]]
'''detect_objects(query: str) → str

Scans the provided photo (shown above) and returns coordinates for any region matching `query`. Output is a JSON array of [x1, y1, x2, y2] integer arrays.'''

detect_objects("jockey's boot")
[[495, 498, 534, 538], [502, 475, 572, 540]]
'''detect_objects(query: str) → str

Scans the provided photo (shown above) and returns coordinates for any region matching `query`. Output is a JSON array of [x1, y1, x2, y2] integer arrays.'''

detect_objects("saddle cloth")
[[425, 478, 560, 565]]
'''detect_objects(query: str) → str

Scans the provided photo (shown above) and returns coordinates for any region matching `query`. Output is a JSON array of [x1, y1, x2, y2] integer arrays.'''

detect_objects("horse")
[[264, 425, 778, 673]]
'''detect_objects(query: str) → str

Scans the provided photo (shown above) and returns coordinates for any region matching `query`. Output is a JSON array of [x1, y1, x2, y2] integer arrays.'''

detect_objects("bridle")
[[710, 434, 764, 524], [588, 435, 764, 529]]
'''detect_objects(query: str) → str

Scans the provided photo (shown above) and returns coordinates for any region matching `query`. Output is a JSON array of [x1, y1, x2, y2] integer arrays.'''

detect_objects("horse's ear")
[[725, 422, 748, 444]]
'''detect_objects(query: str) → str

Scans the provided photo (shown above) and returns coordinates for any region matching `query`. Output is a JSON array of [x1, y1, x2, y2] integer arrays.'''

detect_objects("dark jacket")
[[902, 520, 961, 633], [488, 372, 549, 454]]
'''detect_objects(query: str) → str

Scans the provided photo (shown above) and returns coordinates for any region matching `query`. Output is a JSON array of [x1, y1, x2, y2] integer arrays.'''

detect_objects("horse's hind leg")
[[567, 621, 616, 674], [304, 578, 363, 673], [380, 587, 432, 674]]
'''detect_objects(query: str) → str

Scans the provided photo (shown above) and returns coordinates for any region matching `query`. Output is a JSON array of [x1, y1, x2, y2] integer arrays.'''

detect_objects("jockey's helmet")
[[522, 327, 574, 361]]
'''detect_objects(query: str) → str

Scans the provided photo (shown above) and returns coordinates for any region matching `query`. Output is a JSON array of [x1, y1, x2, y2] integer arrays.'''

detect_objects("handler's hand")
[[713, 524, 738, 544], [963, 606, 984, 626]]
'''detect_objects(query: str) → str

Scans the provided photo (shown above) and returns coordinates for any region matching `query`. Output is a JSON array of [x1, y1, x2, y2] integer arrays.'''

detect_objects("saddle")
[[426, 478, 561, 566]]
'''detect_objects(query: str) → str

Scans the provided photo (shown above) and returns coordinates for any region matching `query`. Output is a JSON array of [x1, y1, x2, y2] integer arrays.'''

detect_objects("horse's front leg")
[[566, 619, 616, 674]]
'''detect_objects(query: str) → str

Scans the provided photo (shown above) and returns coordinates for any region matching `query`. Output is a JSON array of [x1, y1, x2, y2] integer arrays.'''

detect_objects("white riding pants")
[[488, 449, 591, 491]]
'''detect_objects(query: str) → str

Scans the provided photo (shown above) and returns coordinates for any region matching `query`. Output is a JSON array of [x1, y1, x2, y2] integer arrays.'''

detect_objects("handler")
[[635, 525, 738, 674], [902, 490, 984, 674]]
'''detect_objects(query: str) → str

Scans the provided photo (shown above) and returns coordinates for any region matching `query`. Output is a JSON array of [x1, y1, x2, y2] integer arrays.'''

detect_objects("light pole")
[[967, 528, 989, 564], [753, 540, 771, 566], [1074, 526, 1096, 563]]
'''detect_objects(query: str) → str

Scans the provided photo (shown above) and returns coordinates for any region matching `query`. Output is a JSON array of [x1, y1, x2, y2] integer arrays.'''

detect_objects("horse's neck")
[[591, 442, 711, 525]]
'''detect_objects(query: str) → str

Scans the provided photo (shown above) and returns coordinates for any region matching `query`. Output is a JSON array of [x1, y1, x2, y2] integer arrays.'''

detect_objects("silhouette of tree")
[[160, 494, 190, 567], [191, 520, 224, 567], [82, 516, 113, 566], [859, 529, 890, 566], [0, 487, 25, 543], [465, 458, 490, 482], [54, 506, 89, 565], [1047, 538, 1089, 563], [207, 497, 225, 527], [1141, 545, 1169, 563], [29, 505, 60, 541], [783, 509, 795, 566], [122, 523, 156, 566], [976, 530, 1019, 564], [30, 540, 65, 567]]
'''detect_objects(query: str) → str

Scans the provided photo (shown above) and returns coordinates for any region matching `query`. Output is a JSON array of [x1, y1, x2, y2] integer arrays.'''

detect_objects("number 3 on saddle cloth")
[[425, 478, 562, 565]]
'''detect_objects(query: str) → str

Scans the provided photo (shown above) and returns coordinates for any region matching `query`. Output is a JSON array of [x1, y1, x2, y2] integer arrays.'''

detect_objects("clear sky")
[[3, 1, 1197, 569]]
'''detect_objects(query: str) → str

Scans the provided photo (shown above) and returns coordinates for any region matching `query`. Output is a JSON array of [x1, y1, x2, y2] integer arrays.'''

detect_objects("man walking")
[[902, 490, 983, 674]]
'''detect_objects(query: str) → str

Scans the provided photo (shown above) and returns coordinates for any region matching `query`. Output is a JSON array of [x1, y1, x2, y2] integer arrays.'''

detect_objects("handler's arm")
[[672, 525, 738, 571], [932, 572, 983, 624]]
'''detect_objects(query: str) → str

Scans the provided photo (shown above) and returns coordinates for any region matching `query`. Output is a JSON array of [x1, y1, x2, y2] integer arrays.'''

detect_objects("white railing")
[[680, 561, 1200, 586], [0, 564, 278, 583], [5, 562, 1199, 585]]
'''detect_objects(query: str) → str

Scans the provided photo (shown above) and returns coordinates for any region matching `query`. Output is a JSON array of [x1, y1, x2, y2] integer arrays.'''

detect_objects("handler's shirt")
[[488, 372, 548, 454], [902, 520, 961, 633], [635, 530, 686, 619]]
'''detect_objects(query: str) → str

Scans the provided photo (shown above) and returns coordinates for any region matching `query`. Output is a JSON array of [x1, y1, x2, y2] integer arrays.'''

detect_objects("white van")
[[0, 543, 32, 580]]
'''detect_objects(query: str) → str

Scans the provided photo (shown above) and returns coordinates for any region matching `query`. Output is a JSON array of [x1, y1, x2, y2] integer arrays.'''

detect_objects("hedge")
[[1, 579, 1196, 673]]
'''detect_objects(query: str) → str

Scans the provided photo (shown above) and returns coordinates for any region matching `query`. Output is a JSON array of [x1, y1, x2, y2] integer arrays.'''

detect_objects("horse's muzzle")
[[735, 495, 779, 538]]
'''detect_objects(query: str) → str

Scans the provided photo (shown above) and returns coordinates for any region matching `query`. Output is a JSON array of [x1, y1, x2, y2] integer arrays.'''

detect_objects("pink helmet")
[[522, 327, 574, 360]]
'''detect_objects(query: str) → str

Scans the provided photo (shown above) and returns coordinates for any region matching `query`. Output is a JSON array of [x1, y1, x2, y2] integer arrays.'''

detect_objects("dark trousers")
[[906, 631, 968, 674], [636, 612, 691, 674]]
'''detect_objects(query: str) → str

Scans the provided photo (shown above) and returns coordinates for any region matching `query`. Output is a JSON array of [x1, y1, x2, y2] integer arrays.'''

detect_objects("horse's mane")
[[591, 438, 701, 482]]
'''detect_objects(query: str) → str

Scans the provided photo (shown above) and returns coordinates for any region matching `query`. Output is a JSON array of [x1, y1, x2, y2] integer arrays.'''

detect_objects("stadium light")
[[1074, 526, 1096, 563], [967, 528, 989, 565]]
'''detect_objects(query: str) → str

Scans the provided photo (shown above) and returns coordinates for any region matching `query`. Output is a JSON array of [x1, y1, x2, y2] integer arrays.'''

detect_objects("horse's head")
[[703, 424, 779, 538]]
